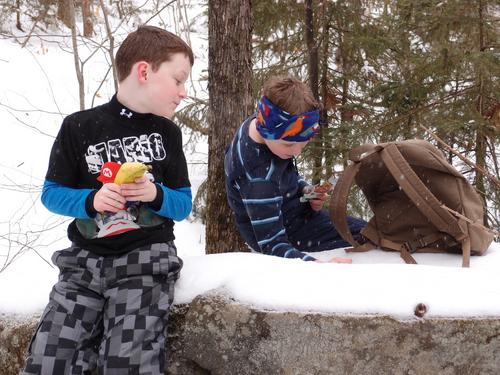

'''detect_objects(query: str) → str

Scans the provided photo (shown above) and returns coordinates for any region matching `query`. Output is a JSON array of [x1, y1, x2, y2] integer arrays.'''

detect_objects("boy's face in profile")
[[144, 52, 191, 119], [264, 138, 309, 159]]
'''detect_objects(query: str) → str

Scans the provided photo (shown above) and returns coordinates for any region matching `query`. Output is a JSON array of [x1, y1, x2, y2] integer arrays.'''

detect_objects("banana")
[[114, 162, 150, 185]]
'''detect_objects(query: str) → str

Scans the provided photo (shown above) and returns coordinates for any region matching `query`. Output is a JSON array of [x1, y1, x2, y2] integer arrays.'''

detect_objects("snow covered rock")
[[167, 291, 500, 375], [0, 313, 38, 375], [1, 292, 500, 375]]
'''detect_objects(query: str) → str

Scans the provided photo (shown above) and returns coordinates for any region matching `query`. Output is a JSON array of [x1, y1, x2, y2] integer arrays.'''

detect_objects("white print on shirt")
[[120, 108, 133, 118], [85, 133, 166, 174]]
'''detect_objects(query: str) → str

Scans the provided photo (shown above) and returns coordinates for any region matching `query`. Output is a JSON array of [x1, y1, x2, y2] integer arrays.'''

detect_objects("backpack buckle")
[[403, 238, 426, 253]]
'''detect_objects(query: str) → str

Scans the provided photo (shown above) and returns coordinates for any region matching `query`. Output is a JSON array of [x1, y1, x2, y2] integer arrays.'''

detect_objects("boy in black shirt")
[[23, 26, 193, 375]]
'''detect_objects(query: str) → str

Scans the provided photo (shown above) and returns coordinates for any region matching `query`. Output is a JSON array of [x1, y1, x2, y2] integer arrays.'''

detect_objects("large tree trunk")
[[205, 0, 252, 253]]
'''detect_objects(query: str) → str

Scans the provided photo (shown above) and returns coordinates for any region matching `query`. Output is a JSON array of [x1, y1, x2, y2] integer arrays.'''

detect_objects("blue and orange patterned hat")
[[256, 95, 320, 142]]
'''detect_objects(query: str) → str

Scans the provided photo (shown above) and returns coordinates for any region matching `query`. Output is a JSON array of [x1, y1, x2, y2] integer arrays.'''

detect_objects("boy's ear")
[[134, 61, 149, 84]]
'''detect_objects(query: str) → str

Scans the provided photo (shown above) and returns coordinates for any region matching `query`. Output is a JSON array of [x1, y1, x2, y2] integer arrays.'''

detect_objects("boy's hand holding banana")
[[94, 162, 155, 213]]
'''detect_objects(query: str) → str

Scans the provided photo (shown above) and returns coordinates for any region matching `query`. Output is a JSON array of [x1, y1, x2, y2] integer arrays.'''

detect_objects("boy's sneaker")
[[95, 210, 140, 238]]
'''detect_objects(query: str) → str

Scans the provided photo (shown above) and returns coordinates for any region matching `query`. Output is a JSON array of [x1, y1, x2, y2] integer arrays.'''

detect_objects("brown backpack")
[[330, 139, 494, 267]]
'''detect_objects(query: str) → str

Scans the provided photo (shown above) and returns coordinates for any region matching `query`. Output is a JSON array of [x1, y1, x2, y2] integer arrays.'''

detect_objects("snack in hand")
[[97, 161, 151, 185], [114, 162, 150, 185], [300, 177, 337, 202], [94, 161, 151, 238], [313, 180, 334, 194]]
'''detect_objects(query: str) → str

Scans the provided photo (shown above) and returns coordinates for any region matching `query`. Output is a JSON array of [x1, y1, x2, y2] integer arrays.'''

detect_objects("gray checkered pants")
[[23, 242, 182, 375]]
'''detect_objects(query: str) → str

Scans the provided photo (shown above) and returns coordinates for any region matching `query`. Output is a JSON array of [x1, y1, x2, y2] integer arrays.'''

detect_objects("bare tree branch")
[[98, 0, 118, 90], [20, 6, 49, 48], [67, 0, 85, 110]]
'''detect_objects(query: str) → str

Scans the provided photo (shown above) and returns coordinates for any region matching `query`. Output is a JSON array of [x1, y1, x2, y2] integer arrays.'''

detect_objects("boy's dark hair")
[[116, 25, 194, 82], [263, 76, 319, 115]]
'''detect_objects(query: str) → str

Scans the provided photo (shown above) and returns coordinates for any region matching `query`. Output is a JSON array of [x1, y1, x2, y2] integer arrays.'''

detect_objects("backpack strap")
[[380, 143, 471, 267], [329, 162, 361, 247], [345, 242, 377, 253], [330, 143, 384, 249]]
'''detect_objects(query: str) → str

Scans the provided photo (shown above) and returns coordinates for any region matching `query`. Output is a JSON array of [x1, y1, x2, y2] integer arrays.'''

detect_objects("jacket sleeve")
[[41, 180, 95, 219], [236, 175, 316, 261], [297, 176, 309, 194], [146, 123, 191, 221]]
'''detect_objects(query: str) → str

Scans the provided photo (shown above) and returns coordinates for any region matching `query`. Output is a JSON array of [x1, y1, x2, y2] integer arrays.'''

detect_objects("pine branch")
[[419, 124, 500, 189]]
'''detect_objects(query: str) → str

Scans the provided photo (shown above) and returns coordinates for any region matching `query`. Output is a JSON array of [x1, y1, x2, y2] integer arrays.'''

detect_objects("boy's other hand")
[[309, 193, 327, 211], [120, 176, 157, 203], [94, 183, 127, 213], [315, 256, 352, 264]]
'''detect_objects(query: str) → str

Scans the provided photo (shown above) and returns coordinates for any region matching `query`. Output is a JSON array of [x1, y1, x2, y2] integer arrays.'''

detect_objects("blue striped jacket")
[[224, 116, 316, 261]]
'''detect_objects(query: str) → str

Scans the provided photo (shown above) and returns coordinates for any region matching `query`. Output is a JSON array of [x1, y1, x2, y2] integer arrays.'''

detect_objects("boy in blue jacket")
[[23, 26, 193, 375], [224, 76, 365, 263]]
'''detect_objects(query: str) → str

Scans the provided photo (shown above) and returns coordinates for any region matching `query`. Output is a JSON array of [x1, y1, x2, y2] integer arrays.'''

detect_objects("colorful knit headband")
[[256, 95, 320, 142]]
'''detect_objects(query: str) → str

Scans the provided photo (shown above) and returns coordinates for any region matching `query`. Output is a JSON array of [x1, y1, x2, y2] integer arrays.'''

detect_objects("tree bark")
[[474, 0, 488, 224], [57, 0, 72, 27], [320, 0, 332, 177], [205, 0, 253, 253], [305, 0, 319, 100], [305, 0, 322, 184], [82, 0, 93, 37], [15, 0, 23, 31]]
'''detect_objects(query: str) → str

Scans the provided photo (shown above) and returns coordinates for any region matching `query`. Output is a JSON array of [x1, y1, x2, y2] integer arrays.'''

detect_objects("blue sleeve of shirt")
[[297, 176, 309, 194], [41, 180, 94, 219], [43, 180, 192, 222], [153, 185, 192, 221], [236, 176, 316, 262]]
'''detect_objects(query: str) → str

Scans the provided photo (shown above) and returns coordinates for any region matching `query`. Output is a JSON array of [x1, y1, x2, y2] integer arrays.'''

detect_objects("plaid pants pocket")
[[25, 303, 55, 358]]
